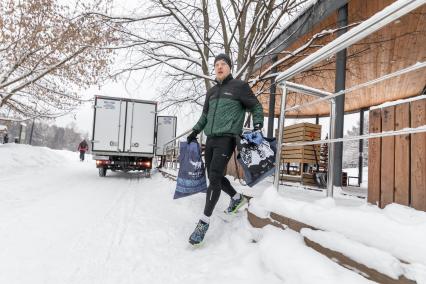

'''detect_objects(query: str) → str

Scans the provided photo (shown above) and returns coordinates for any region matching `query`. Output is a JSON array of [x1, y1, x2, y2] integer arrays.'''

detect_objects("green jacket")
[[193, 74, 264, 136]]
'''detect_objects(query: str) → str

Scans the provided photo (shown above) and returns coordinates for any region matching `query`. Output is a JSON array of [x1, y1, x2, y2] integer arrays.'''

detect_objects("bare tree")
[[0, 0, 118, 119], [97, 0, 311, 112], [88, 0, 378, 116]]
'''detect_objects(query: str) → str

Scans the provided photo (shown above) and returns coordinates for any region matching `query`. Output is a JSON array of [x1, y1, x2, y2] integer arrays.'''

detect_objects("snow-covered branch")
[[81, 12, 172, 23], [0, 0, 118, 119]]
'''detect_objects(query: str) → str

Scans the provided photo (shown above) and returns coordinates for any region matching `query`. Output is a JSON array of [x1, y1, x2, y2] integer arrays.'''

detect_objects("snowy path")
[[0, 144, 373, 284]]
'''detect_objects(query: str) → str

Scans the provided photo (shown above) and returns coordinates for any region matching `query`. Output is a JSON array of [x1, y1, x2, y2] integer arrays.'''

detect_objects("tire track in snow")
[[98, 173, 152, 284], [65, 172, 136, 284], [67, 173, 148, 284]]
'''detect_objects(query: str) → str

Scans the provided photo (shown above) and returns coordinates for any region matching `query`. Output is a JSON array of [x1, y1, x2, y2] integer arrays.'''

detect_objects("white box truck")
[[91, 96, 157, 177]]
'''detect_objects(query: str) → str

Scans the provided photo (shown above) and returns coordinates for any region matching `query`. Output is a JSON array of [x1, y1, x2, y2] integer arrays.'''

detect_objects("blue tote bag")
[[174, 141, 207, 199]]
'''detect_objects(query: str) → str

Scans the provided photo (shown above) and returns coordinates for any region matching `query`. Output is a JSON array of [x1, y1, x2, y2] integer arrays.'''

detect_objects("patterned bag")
[[174, 141, 207, 199], [237, 134, 276, 187]]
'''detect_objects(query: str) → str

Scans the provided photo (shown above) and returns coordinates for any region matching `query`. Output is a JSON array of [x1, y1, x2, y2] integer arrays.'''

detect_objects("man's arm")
[[192, 92, 210, 132], [239, 83, 264, 128]]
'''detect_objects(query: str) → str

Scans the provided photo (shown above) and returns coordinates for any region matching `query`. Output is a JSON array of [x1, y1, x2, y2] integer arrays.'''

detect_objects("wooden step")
[[247, 211, 416, 284]]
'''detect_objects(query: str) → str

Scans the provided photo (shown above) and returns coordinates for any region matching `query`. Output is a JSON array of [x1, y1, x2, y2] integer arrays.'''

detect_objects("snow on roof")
[[264, 0, 319, 55], [0, 124, 7, 131]]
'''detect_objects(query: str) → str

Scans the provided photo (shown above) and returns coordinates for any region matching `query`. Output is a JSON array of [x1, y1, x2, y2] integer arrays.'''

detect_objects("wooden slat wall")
[[368, 109, 381, 205], [411, 100, 426, 211], [394, 103, 410, 205], [380, 106, 395, 207], [368, 98, 426, 211]]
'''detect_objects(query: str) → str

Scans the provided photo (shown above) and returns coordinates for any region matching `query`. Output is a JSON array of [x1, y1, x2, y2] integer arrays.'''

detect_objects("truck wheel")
[[99, 167, 107, 177]]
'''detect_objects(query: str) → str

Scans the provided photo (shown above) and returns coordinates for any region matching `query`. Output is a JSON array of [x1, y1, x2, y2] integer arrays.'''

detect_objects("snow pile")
[[0, 143, 76, 173], [249, 186, 426, 282], [257, 226, 372, 283]]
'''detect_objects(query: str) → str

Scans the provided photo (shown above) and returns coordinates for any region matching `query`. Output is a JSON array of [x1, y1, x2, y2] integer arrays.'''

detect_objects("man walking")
[[187, 53, 264, 245]]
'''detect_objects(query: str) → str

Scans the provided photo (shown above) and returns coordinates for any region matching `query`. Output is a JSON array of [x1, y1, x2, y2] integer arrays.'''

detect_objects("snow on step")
[[256, 226, 373, 284], [301, 228, 404, 280], [251, 186, 426, 267]]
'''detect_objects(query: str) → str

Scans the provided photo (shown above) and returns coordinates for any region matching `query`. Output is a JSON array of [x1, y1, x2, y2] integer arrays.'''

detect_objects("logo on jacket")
[[223, 92, 233, 97]]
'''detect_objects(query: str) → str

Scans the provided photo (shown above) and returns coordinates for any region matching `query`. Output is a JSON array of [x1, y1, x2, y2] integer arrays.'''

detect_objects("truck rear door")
[[92, 97, 126, 152], [156, 116, 177, 156], [124, 101, 157, 154]]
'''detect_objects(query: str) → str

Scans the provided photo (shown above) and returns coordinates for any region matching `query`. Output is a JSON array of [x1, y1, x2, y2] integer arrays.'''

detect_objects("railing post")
[[332, 4, 348, 188], [174, 141, 180, 170], [273, 83, 288, 190], [358, 108, 365, 186], [267, 56, 278, 138], [327, 98, 336, 197]]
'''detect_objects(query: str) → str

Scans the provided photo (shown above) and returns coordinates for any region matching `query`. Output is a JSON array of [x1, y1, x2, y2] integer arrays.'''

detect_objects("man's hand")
[[253, 123, 262, 133], [187, 130, 199, 144]]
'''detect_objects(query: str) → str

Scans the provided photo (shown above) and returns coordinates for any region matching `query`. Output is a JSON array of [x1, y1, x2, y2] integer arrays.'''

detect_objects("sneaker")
[[189, 220, 209, 246], [225, 195, 247, 214]]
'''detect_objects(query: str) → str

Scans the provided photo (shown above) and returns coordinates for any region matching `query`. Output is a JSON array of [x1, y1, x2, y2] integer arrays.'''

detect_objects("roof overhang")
[[254, 0, 349, 73]]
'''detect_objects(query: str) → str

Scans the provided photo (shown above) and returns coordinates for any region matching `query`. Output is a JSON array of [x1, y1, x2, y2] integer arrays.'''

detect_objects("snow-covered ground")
[[249, 186, 426, 283], [0, 144, 424, 283]]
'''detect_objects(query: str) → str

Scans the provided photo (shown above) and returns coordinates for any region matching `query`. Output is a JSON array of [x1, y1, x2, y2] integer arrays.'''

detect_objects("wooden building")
[[254, 0, 426, 118], [251, 0, 426, 210]]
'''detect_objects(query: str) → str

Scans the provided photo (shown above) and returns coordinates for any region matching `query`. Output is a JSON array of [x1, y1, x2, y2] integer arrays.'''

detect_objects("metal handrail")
[[282, 125, 426, 147], [162, 126, 252, 149], [160, 125, 253, 172], [286, 81, 331, 98], [272, 0, 426, 195], [162, 128, 192, 147], [273, 62, 426, 195], [281, 62, 426, 114]]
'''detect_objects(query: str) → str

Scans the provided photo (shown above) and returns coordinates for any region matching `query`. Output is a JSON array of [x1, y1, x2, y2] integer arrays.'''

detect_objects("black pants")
[[80, 151, 85, 161], [203, 136, 237, 217]]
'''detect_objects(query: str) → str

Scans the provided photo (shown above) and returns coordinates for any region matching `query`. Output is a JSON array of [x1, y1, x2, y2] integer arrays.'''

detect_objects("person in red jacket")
[[78, 139, 89, 161]]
